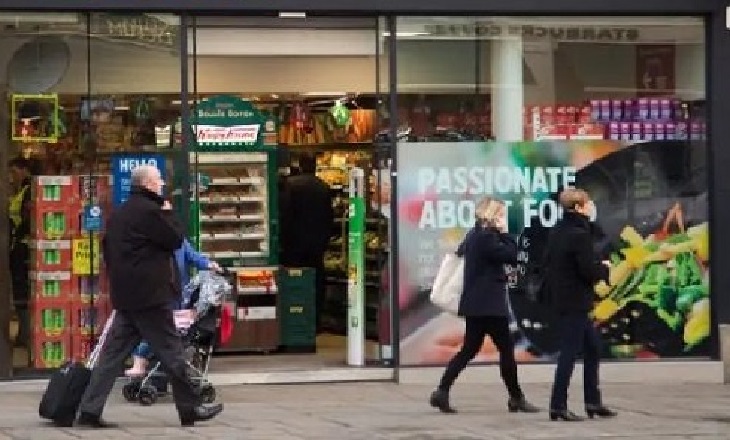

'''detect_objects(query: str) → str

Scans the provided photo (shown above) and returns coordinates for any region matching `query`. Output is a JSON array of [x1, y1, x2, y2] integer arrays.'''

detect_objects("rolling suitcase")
[[39, 311, 116, 427]]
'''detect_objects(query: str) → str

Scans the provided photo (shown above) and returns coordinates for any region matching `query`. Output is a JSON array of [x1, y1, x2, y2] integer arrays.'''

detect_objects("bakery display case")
[[192, 152, 275, 265], [190, 95, 279, 268]]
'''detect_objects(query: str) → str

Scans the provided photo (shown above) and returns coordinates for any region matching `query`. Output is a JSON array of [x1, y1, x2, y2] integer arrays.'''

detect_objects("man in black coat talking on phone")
[[75, 165, 223, 428]]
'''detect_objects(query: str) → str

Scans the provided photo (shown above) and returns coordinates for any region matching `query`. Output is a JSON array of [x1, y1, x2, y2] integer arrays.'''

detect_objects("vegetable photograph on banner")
[[396, 140, 708, 365]]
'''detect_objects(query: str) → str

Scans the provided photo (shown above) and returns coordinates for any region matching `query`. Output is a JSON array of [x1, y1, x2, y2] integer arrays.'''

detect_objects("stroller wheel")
[[138, 386, 158, 406], [122, 383, 139, 402], [200, 384, 216, 404]]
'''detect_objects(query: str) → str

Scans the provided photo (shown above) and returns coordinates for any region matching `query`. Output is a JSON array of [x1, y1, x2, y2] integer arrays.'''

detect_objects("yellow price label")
[[72, 238, 101, 275]]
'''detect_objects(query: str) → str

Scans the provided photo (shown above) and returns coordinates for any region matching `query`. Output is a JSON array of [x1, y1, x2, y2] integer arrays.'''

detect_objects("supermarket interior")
[[0, 13, 707, 374]]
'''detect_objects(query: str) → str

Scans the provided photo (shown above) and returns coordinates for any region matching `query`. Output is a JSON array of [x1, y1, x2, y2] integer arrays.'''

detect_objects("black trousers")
[[549, 312, 602, 410], [79, 307, 201, 420], [10, 243, 29, 344], [438, 316, 522, 398]]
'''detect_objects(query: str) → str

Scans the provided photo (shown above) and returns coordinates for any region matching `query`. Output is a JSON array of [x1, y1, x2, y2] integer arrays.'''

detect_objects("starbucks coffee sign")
[[424, 23, 640, 42]]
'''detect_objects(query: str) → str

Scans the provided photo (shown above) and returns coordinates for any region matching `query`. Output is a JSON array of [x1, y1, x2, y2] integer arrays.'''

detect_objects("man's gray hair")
[[130, 165, 159, 186]]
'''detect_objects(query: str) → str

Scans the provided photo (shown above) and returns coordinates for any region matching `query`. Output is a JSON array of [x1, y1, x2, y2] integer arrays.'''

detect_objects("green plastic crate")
[[277, 268, 316, 348]]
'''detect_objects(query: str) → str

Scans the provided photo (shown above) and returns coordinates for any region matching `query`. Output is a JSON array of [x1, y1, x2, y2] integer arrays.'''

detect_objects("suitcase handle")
[[86, 310, 116, 369]]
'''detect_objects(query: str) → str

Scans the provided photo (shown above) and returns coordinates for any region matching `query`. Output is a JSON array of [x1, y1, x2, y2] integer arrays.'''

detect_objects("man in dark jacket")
[[280, 154, 334, 332], [76, 165, 222, 428], [546, 188, 615, 422]]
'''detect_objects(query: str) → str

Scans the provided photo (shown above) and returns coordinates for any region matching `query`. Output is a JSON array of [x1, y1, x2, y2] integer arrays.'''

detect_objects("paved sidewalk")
[[0, 382, 728, 439]]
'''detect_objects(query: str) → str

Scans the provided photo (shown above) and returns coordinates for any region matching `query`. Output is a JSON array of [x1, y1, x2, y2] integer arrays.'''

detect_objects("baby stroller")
[[122, 270, 234, 406]]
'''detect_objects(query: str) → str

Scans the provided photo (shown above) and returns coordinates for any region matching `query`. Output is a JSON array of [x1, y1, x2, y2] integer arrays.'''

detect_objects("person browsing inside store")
[[546, 188, 616, 422], [280, 153, 334, 332], [75, 165, 222, 428], [125, 236, 220, 377], [429, 197, 539, 415], [8, 157, 33, 349]]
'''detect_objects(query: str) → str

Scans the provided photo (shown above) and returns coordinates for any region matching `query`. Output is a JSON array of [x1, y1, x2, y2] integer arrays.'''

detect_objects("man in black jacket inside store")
[[75, 165, 223, 428], [281, 153, 334, 332]]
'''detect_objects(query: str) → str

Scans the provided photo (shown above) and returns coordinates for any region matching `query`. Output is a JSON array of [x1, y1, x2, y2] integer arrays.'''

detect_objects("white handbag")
[[429, 252, 465, 315]]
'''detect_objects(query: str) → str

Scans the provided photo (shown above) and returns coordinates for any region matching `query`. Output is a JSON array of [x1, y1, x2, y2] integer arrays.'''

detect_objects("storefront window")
[[0, 12, 181, 374], [185, 16, 389, 365], [394, 17, 709, 365]]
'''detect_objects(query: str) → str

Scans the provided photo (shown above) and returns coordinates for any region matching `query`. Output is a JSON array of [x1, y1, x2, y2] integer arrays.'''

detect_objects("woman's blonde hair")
[[474, 196, 505, 226]]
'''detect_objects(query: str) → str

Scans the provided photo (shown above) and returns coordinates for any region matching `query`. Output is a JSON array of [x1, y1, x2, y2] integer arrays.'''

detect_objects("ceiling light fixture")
[[279, 12, 306, 19]]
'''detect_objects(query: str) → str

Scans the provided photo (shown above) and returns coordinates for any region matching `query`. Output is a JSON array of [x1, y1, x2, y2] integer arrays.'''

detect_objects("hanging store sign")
[[193, 95, 277, 150]]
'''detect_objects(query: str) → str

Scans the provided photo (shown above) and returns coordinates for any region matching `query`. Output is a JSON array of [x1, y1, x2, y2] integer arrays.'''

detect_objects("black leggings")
[[438, 316, 522, 398]]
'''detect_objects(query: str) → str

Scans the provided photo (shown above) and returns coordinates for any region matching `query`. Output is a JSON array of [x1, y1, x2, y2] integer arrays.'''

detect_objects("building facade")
[[0, 0, 727, 380]]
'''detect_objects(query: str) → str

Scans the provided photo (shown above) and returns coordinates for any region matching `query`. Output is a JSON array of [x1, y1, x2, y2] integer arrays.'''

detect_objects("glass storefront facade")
[[0, 8, 716, 377], [393, 17, 709, 365]]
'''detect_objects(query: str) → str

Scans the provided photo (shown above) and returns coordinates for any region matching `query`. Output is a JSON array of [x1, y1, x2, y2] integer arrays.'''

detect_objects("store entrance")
[[186, 16, 392, 374]]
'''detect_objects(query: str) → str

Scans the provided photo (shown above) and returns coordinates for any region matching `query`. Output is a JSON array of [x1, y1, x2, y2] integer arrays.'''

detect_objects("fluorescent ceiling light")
[[0, 13, 80, 23], [279, 12, 306, 19]]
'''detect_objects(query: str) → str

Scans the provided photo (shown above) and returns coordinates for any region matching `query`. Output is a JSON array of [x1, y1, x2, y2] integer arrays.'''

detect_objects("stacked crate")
[[29, 175, 113, 368]]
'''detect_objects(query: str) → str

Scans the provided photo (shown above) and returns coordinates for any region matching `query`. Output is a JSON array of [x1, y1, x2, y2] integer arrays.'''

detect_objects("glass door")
[[185, 15, 392, 367]]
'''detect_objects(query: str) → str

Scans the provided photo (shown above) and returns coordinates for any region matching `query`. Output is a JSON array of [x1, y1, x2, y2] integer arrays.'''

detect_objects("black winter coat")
[[545, 211, 609, 314], [457, 225, 518, 317], [280, 173, 334, 262], [103, 186, 184, 311]]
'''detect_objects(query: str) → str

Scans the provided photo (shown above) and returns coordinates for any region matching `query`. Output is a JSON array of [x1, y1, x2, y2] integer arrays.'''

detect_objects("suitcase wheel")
[[122, 383, 139, 402], [138, 386, 158, 406], [200, 384, 216, 404]]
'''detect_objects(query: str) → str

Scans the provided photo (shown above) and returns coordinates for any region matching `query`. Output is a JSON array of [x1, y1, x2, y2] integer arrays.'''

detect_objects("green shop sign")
[[193, 95, 277, 149]]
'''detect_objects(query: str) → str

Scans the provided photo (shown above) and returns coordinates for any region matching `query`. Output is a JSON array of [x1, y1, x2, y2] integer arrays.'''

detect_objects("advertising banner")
[[347, 185, 366, 365], [111, 154, 167, 206], [397, 140, 709, 365]]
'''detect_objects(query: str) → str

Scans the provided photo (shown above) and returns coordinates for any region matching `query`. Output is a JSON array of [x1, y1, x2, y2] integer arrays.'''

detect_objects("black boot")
[[585, 404, 617, 419], [76, 412, 119, 429], [180, 403, 224, 427], [507, 395, 540, 413], [549, 409, 584, 422], [429, 389, 457, 414]]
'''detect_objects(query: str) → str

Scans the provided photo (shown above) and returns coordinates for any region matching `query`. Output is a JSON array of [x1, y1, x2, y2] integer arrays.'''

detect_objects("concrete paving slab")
[[0, 383, 727, 439]]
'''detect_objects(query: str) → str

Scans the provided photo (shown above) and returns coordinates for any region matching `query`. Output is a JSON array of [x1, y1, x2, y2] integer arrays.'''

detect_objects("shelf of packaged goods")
[[190, 152, 268, 163], [196, 195, 266, 203], [201, 251, 267, 259], [199, 214, 265, 222], [325, 277, 380, 288], [335, 217, 387, 224], [238, 285, 278, 295], [199, 233, 266, 240], [208, 177, 265, 186]]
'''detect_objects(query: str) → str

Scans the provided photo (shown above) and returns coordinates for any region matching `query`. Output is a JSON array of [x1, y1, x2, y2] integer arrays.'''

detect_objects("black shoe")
[[429, 389, 457, 414], [507, 395, 540, 413], [180, 403, 224, 426], [585, 404, 617, 419], [76, 412, 118, 429], [549, 409, 584, 422]]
